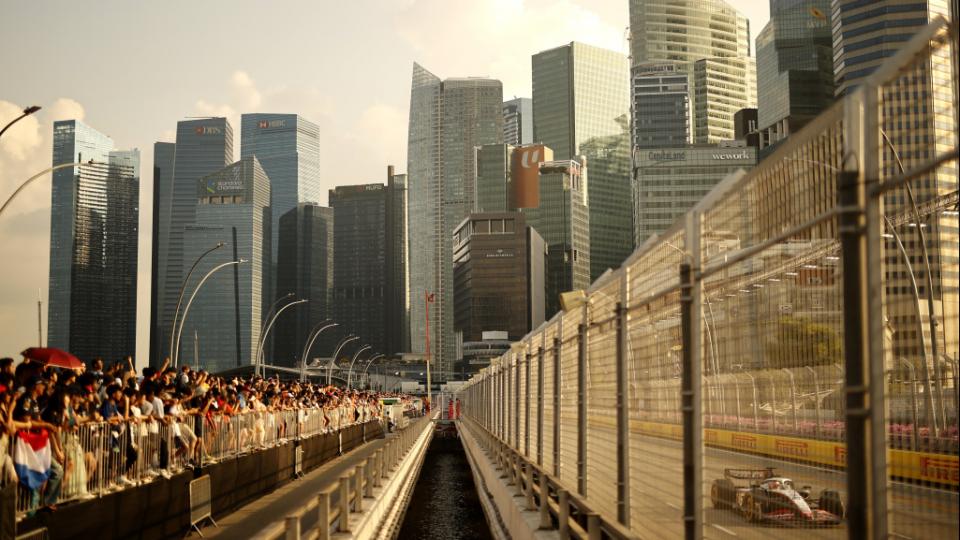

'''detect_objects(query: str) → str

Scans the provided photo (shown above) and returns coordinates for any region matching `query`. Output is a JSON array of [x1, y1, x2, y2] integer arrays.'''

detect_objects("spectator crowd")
[[1, 354, 417, 518]]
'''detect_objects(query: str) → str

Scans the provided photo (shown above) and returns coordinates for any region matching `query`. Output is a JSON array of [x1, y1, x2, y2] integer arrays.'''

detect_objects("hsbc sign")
[[258, 119, 287, 129]]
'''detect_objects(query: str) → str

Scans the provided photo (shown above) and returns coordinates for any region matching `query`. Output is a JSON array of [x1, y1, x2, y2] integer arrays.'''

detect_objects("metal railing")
[[251, 415, 432, 540], [459, 17, 958, 540], [8, 403, 382, 520]]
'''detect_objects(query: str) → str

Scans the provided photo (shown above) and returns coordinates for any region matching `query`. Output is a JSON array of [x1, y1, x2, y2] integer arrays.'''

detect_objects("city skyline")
[[0, 0, 770, 366]]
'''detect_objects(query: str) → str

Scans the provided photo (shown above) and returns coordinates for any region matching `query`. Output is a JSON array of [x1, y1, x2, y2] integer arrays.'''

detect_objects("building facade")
[[503, 97, 533, 146], [274, 203, 334, 367], [520, 159, 591, 317], [407, 63, 504, 382], [153, 118, 233, 366], [239, 114, 321, 301], [150, 142, 176, 366], [633, 143, 757, 243], [384, 166, 410, 355], [629, 0, 757, 145], [474, 143, 515, 213], [452, 212, 546, 346], [532, 42, 633, 281], [756, 0, 835, 150], [48, 120, 139, 363], [179, 157, 271, 373]]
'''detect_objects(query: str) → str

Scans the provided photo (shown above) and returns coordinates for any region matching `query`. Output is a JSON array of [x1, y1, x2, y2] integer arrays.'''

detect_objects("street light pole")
[[254, 293, 295, 375], [169, 242, 225, 365], [346, 345, 372, 389], [0, 105, 41, 140], [0, 160, 100, 219], [255, 298, 308, 377], [299, 321, 337, 381], [326, 335, 359, 386], [173, 259, 246, 367], [361, 354, 385, 388]]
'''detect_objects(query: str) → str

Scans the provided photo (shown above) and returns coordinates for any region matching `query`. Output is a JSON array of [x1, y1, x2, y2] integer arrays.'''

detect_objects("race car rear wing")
[[724, 468, 775, 481]]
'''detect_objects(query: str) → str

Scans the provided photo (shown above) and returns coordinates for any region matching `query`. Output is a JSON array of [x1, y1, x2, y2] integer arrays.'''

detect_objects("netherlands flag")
[[14, 430, 52, 490]]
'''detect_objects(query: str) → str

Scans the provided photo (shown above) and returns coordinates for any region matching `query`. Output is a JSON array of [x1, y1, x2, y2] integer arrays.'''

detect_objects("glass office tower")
[[154, 118, 232, 365], [756, 0, 835, 150], [503, 97, 533, 146], [407, 63, 503, 382], [240, 113, 321, 301], [179, 157, 270, 373], [150, 142, 176, 365], [48, 120, 139, 363], [532, 42, 632, 280]]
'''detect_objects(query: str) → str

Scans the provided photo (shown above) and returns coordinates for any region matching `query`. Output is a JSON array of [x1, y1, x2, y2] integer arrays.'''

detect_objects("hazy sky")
[[0, 0, 769, 368]]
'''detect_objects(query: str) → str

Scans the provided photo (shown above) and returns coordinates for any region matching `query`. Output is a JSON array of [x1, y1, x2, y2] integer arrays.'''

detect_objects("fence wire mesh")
[[457, 17, 958, 540]]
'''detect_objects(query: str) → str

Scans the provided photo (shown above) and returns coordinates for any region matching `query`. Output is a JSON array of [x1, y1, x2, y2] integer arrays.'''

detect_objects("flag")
[[425, 292, 435, 303], [14, 430, 52, 490]]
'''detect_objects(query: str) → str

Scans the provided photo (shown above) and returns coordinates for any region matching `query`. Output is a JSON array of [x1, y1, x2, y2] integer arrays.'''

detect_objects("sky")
[[0, 0, 769, 369]]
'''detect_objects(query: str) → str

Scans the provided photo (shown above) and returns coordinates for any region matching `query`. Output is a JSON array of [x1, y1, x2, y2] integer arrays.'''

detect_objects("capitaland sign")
[[648, 150, 686, 162]]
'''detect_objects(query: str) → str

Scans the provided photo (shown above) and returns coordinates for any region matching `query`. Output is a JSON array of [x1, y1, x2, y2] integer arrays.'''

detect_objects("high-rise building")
[[179, 157, 270, 373], [628, 0, 756, 145], [385, 166, 410, 355], [149, 142, 175, 366], [274, 203, 334, 367], [756, 0, 835, 150], [520, 159, 590, 317], [330, 172, 410, 357], [153, 118, 233, 366], [474, 143, 515, 212], [532, 42, 633, 280], [48, 120, 139, 363], [633, 143, 757, 243], [407, 63, 503, 382], [453, 212, 546, 346], [832, 0, 958, 390], [240, 114, 321, 300], [503, 98, 533, 146]]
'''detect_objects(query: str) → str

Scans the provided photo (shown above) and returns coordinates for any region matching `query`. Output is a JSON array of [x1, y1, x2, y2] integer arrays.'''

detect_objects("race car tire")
[[819, 490, 845, 519], [711, 479, 734, 508]]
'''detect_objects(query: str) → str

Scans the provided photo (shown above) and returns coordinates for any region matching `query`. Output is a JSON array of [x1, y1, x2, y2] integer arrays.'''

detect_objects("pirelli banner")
[[510, 144, 551, 209], [631, 421, 959, 487]]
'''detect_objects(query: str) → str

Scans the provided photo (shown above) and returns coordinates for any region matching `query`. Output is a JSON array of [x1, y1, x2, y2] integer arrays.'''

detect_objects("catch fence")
[[459, 18, 958, 540]]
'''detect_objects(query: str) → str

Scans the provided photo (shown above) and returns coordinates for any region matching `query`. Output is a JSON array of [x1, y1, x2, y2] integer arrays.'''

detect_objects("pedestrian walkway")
[[202, 430, 394, 538]]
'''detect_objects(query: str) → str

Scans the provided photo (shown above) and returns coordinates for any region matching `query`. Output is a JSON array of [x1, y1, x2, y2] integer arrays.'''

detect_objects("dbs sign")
[[510, 144, 548, 209]]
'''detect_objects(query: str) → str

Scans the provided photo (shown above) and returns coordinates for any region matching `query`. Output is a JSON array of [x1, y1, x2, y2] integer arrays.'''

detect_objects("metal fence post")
[[558, 489, 570, 540], [616, 267, 631, 527], [285, 515, 300, 540], [553, 332, 562, 478], [577, 302, 588, 496], [842, 84, 888, 538], [525, 351, 531, 458], [539, 470, 552, 529], [354, 465, 364, 511], [680, 208, 703, 540], [317, 491, 330, 540], [537, 336, 545, 466], [338, 476, 350, 532]]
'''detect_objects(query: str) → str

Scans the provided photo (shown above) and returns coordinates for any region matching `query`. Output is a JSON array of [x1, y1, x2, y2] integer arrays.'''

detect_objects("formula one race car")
[[710, 468, 844, 526]]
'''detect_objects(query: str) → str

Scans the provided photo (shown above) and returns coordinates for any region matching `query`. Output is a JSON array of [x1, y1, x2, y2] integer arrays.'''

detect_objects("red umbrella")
[[21, 347, 84, 369]]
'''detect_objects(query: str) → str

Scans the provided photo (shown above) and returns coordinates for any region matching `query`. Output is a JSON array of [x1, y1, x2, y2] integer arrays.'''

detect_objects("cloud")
[[392, 0, 625, 97], [230, 70, 262, 110], [45, 98, 86, 124]]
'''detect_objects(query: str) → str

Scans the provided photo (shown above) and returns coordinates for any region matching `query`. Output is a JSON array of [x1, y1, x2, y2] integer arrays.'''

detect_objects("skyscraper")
[[274, 203, 334, 367], [179, 157, 270, 373], [407, 63, 503, 382], [503, 97, 533, 146], [330, 184, 389, 355], [153, 118, 232, 366], [532, 42, 632, 280], [48, 120, 139, 363], [149, 142, 175, 365], [756, 0, 835, 150], [239, 114, 321, 300], [520, 158, 591, 317], [384, 166, 410, 355], [832, 0, 957, 394], [628, 0, 756, 145], [474, 143, 515, 213]]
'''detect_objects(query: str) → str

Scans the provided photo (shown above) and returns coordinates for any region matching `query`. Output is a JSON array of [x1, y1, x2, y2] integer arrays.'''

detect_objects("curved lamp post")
[[254, 292, 295, 375], [346, 345, 372, 389], [255, 298, 308, 377], [326, 335, 359, 386], [169, 242, 225, 364], [173, 259, 246, 367], [361, 354, 385, 389], [0, 105, 40, 140], [299, 320, 338, 381], [1, 160, 100, 219]]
